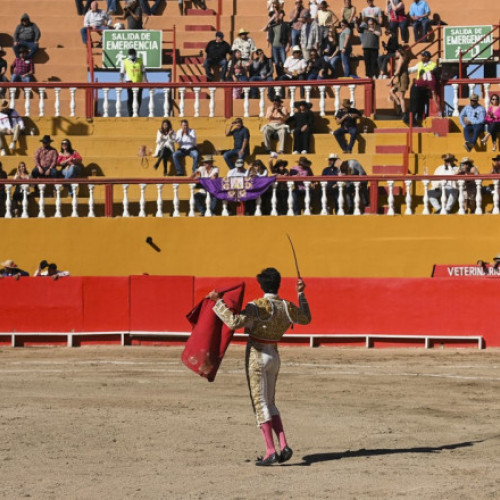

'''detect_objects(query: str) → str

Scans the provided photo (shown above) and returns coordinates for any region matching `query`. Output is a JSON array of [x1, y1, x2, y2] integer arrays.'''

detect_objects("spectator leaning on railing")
[[34, 261, 70, 280], [0, 260, 29, 279], [13, 14, 41, 59]]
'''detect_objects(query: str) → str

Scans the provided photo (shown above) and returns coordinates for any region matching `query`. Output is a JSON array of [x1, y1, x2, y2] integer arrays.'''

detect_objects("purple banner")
[[200, 176, 276, 202]]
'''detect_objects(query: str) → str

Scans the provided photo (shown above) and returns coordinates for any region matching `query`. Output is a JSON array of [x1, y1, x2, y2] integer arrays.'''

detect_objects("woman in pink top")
[[482, 94, 500, 151]]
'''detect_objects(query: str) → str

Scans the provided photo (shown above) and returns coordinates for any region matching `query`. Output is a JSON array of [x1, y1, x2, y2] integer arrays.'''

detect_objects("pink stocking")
[[271, 414, 287, 450], [260, 421, 276, 458]]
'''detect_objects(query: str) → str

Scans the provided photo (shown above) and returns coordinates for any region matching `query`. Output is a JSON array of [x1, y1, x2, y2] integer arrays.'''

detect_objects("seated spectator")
[[227, 159, 248, 177], [121, 0, 144, 30], [32, 135, 58, 180], [0, 99, 25, 156], [11, 47, 35, 83], [291, 100, 314, 154], [408, 50, 436, 126], [482, 94, 500, 152], [331, 98, 362, 153], [226, 50, 249, 99], [427, 153, 458, 213], [269, 156, 289, 214], [34, 260, 70, 280], [0, 259, 29, 278], [362, 0, 383, 25], [153, 119, 175, 175], [264, 13, 290, 76], [13, 14, 41, 59], [290, 156, 314, 215], [339, 158, 370, 212], [261, 96, 290, 154], [280, 46, 307, 86], [316, 2, 338, 53], [0, 50, 8, 98], [306, 48, 328, 80], [289, 0, 309, 47], [58, 139, 83, 195], [299, 12, 320, 61], [232, 29, 257, 66], [12, 161, 30, 217], [483, 154, 500, 197], [409, 0, 431, 43], [246, 159, 270, 214], [248, 49, 274, 97], [339, 0, 357, 25], [224, 118, 250, 169], [321, 153, 340, 213], [192, 155, 219, 216], [203, 32, 231, 82], [459, 93, 486, 152], [81, 1, 112, 45], [357, 17, 381, 79], [378, 28, 399, 78], [138, 0, 164, 15], [457, 157, 480, 212], [173, 119, 199, 175], [386, 0, 409, 44]]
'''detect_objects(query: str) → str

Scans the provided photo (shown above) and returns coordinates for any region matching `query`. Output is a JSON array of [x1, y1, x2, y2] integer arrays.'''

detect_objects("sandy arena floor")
[[1, 345, 499, 500]]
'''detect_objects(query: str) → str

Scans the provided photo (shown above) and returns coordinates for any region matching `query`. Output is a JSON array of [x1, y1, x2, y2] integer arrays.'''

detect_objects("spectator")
[[11, 47, 35, 83], [316, 2, 338, 53], [321, 153, 341, 212], [427, 153, 458, 214], [75, 0, 93, 15], [280, 46, 307, 86], [228, 158, 248, 177], [483, 154, 500, 197], [329, 19, 353, 77], [245, 159, 270, 215], [34, 261, 70, 280], [122, 0, 143, 29], [339, 0, 357, 25], [32, 135, 58, 180], [0, 161, 6, 216], [306, 48, 327, 80], [482, 94, 500, 152], [13, 14, 41, 59], [290, 156, 314, 215], [459, 93, 486, 153], [389, 47, 410, 118], [378, 28, 398, 78], [12, 161, 30, 217], [264, 13, 290, 76], [192, 155, 219, 216], [203, 32, 231, 82], [0, 50, 8, 98], [457, 157, 480, 212], [232, 29, 257, 65], [340, 158, 370, 211], [408, 50, 436, 126], [153, 119, 175, 175], [299, 12, 320, 61], [226, 50, 249, 99], [409, 0, 431, 43], [267, 0, 285, 18], [81, 1, 112, 45], [322, 27, 338, 76], [0, 98, 25, 156], [386, 0, 409, 44], [362, 0, 383, 25], [308, 0, 321, 20], [224, 118, 250, 169], [261, 96, 290, 154], [331, 98, 362, 153], [58, 139, 83, 195], [138, 0, 164, 15], [289, 0, 309, 47], [291, 100, 314, 154], [0, 260, 29, 278], [357, 18, 381, 79], [248, 49, 274, 97], [173, 119, 199, 175], [120, 48, 147, 117], [269, 156, 290, 214]]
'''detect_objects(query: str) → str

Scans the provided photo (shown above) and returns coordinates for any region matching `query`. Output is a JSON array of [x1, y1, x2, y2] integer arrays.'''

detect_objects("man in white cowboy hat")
[[191, 154, 219, 216], [0, 259, 29, 278], [32, 135, 59, 179], [332, 98, 362, 153], [427, 153, 459, 214], [227, 158, 248, 177], [0, 99, 25, 156], [231, 28, 257, 64]]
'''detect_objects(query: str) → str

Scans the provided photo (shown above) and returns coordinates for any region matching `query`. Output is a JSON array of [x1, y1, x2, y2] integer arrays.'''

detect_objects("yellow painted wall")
[[0, 216, 498, 278]]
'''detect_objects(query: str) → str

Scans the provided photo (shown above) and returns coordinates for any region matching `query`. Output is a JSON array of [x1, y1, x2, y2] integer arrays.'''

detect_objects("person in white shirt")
[[231, 29, 257, 64], [427, 153, 459, 213], [227, 158, 248, 177], [192, 154, 219, 215], [281, 46, 307, 81], [81, 1, 111, 45], [0, 99, 25, 156], [34, 260, 70, 280], [361, 0, 383, 25], [173, 119, 199, 175]]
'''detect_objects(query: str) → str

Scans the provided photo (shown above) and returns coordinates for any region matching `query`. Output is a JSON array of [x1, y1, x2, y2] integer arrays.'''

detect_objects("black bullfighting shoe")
[[278, 446, 293, 463], [255, 453, 279, 466]]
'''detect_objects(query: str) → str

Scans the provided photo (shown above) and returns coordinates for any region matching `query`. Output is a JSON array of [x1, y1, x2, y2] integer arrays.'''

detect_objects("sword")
[[286, 233, 302, 279]]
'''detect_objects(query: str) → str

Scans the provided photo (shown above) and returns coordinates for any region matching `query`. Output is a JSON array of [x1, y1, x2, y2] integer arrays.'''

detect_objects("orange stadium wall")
[[0, 276, 499, 347]]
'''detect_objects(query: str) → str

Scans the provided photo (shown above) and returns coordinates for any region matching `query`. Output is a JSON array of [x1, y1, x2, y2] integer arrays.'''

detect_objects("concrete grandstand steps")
[[185, 9, 216, 15], [185, 25, 215, 32]]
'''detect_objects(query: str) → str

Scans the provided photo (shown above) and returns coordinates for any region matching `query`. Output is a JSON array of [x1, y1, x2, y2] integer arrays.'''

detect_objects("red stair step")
[[374, 127, 432, 134], [185, 8, 216, 15], [183, 56, 204, 64], [186, 25, 215, 31], [184, 42, 207, 49], [373, 165, 407, 175], [375, 145, 407, 154]]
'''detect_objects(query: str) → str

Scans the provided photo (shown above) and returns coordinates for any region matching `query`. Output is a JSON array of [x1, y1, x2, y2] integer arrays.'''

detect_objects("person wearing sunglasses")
[[482, 94, 500, 152]]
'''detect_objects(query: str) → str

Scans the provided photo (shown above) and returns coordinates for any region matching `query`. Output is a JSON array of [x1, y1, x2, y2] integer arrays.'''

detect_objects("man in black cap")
[[407, 50, 436, 125], [32, 135, 59, 179], [203, 32, 231, 81], [13, 14, 41, 59]]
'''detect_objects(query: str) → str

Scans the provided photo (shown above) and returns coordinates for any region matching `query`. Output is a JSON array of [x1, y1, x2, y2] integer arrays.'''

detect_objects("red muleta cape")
[[182, 282, 245, 382]]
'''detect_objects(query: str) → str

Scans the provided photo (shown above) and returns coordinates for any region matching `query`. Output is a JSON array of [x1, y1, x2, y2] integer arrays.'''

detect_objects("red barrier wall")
[[0, 276, 499, 346]]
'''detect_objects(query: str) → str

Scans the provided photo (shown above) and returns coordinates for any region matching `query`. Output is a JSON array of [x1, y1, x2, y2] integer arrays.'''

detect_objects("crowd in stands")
[[0, 259, 69, 279]]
